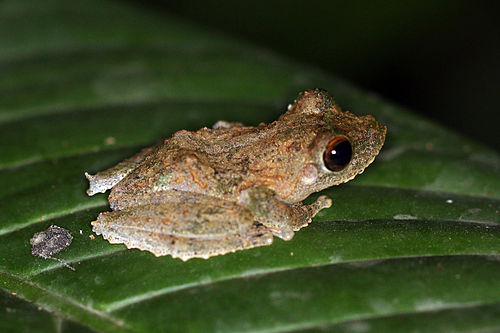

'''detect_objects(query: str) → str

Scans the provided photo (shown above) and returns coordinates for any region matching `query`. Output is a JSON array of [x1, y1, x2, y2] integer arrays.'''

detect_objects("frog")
[[85, 89, 386, 261]]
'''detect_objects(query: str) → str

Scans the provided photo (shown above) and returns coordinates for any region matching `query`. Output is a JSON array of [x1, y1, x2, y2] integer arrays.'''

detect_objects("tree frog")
[[86, 89, 386, 260]]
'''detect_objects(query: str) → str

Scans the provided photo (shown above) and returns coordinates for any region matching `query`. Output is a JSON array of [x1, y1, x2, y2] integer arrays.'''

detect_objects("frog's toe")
[[269, 227, 295, 241], [85, 172, 99, 196], [85, 172, 116, 196], [316, 195, 333, 209]]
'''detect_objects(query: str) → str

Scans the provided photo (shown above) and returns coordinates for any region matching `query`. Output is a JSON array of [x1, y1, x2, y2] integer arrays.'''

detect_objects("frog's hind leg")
[[91, 197, 274, 261], [85, 144, 159, 196]]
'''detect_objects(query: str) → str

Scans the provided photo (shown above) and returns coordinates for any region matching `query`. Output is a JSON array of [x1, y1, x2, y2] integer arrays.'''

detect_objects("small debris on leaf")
[[104, 136, 116, 145], [30, 225, 75, 271]]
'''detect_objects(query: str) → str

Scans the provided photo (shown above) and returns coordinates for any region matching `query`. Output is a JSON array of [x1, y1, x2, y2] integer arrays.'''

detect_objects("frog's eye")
[[323, 136, 352, 172]]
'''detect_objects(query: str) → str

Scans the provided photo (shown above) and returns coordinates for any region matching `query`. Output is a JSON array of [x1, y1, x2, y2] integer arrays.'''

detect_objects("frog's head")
[[287, 89, 386, 201]]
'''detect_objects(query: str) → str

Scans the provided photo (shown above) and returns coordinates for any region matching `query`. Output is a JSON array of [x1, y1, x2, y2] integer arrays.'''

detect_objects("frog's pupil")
[[323, 137, 352, 172]]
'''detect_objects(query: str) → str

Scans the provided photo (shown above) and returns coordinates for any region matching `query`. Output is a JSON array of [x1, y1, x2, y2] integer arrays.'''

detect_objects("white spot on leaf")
[[393, 214, 418, 220]]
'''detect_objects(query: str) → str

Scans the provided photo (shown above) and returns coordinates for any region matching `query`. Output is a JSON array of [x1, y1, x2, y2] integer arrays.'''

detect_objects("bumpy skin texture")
[[86, 89, 386, 261]]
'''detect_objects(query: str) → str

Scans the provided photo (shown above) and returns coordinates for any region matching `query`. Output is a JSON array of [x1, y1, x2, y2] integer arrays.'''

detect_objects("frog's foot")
[[85, 172, 115, 196], [269, 196, 332, 239], [241, 187, 333, 240], [268, 227, 295, 241], [85, 144, 159, 196], [291, 195, 332, 231], [302, 195, 332, 223], [91, 198, 274, 261]]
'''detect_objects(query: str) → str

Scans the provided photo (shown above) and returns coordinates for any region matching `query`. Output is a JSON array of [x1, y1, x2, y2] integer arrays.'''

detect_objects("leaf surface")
[[0, 1, 499, 332]]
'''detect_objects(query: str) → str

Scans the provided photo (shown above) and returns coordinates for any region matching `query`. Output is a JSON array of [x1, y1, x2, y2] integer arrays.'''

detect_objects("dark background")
[[141, 1, 499, 151]]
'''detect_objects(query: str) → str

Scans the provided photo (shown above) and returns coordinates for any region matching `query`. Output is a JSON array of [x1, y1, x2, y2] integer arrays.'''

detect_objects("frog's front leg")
[[240, 187, 332, 240], [85, 144, 158, 196]]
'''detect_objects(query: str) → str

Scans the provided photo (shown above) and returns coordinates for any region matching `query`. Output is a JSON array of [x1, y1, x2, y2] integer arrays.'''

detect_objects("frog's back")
[[164, 121, 316, 198], [113, 120, 313, 204], [168, 125, 268, 155]]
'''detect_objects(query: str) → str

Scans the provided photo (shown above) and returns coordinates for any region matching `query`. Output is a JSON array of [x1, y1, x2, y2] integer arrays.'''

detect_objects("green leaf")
[[1, 1, 499, 332], [0, 290, 95, 333]]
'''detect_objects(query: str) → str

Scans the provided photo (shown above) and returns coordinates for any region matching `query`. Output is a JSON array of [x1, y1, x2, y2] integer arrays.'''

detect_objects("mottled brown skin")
[[86, 89, 386, 261]]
